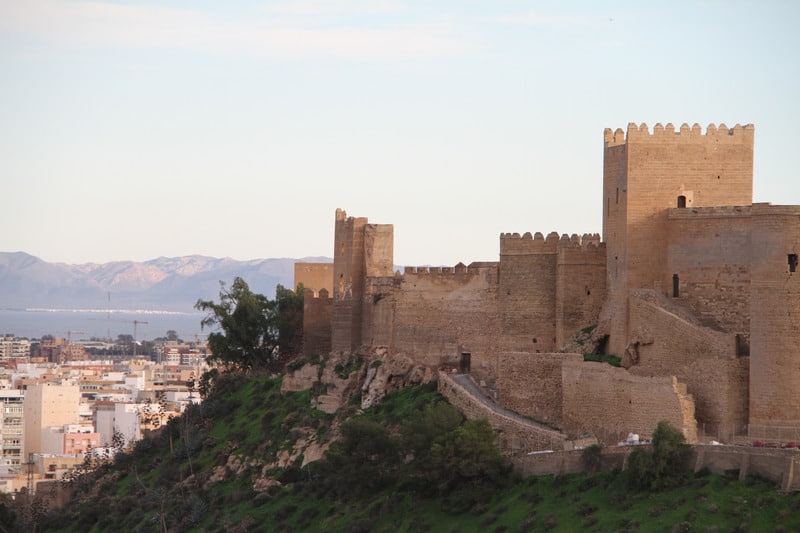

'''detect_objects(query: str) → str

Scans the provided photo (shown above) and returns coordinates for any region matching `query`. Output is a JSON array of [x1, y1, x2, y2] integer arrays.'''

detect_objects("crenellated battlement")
[[604, 122, 754, 147], [402, 261, 482, 277], [304, 287, 331, 300], [500, 231, 603, 255]]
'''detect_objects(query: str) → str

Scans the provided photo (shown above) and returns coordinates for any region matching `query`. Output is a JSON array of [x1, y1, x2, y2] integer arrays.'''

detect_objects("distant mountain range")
[[0, 252, 332, 311]]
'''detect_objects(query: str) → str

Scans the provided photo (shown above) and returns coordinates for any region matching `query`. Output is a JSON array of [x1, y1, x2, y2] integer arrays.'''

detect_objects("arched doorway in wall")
[[677, 195, 687, 208]]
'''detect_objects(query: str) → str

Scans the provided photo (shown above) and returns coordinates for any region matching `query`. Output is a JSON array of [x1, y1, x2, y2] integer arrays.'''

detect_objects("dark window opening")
[[616, 188, 619, 204], [459, 352, 471, 374], [677, 195, 687, 208], [789, 254, 798, 273], [597, 335, 610, 356], [735, 334, 750, 358], [532, 338, 537, 344], [672, 274, 680, 298]]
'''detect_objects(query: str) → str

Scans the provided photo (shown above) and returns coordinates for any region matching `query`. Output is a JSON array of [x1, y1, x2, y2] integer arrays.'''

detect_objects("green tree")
[[318, 417, 400, 499], [274, 283, 305, 357], [626, 419, 691, 491], [195, 278, 303, 373]]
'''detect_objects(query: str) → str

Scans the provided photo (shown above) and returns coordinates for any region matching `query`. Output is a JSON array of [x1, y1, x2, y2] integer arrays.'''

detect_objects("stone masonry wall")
[[387, 263, 501, 382], [511, 445, 800, 492], [625, 290, 745, 439], [438, 372, 567, 452], [556, 236, 606, 348], [499, 233, 558, 353], [561, 360, 697, 444], [749, 205, 800, 431], [302, 289, 332, 356], [496, 352, 583, 428], [667, 207, 752, 334], [294, 262, 333, 296]]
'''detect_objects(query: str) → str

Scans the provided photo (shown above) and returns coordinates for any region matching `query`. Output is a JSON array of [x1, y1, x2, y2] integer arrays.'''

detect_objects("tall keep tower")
[[602, 123, 754, 356]]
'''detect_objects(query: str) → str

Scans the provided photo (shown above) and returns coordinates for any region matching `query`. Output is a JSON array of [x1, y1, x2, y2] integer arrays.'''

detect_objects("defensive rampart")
[[497, 352, 583, 427], [561, 360, 697, 444], [385, 263, 501, 381], [510, 444, 800, 492], [438, 372, 568, 452], [625, 289, 747, 440]]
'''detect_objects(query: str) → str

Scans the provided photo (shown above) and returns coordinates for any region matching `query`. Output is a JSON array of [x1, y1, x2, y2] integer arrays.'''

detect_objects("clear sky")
[[2, 1, 798, 267]]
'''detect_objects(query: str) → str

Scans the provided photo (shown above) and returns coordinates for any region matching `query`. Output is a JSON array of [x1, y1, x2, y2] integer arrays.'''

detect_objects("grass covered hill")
[[17, 371, 800, 532]]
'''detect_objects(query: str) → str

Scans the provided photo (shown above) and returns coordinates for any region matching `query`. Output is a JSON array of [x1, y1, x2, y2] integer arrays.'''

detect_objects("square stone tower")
[[602, 123, 754, 356], [331, 209, 393, 353]]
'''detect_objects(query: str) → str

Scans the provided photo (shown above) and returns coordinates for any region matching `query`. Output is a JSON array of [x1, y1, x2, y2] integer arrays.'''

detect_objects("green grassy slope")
[[33, 373, 800, 533]]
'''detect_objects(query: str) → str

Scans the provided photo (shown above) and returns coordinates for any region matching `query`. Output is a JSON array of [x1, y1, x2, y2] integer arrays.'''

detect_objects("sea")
[[0, 308, 212, 341]]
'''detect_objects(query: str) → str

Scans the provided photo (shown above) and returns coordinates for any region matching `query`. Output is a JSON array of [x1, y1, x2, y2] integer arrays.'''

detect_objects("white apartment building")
[[0, 390, 24, 468], [0, 336, 31, 360]]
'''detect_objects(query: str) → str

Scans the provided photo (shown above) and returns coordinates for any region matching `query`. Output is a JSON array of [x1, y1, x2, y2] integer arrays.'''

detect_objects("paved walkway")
[[450, 373, 564, 437]]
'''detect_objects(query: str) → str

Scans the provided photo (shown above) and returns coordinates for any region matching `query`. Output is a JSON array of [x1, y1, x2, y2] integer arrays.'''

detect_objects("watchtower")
[[331, 209, 393, 353]]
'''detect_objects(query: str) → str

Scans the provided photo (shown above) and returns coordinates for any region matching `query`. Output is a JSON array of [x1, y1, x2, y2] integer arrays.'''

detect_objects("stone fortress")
[[295, 122, 800, 448]]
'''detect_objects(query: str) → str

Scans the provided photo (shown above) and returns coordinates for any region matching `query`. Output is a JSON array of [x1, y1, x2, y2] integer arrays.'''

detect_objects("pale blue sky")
[[2, 0, 798, 267]]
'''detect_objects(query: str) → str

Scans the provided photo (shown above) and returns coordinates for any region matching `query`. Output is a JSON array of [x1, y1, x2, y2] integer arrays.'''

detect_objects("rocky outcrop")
[[360, 348, 436, 409]]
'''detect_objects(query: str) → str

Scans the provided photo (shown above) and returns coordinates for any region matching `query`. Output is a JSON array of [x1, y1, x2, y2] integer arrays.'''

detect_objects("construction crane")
[[65, 330, 84, 342], [132, 320, 149, 357]]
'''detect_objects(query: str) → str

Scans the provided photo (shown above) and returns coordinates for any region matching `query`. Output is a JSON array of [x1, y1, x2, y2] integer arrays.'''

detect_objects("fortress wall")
[[667, 207, 752, 334], [438, 372, 568, 452], [627, 290, 735, 368], [302, 289, 332, 356], [496, 352, 583, 427], [749, 206, 800, 431], [360, 276, 398, 349], [562, 360, 697, 444], [678, 358, 749, 442], [389, 264, 501, 381], [499, 233, 558, 352], [556, 238, 607, 347], [625, 291, 743, 436], [510, 445, 800, 491], [294, 262, 333, 296]]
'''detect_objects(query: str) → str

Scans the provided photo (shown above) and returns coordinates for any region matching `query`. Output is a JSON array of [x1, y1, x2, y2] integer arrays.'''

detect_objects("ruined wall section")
[[294, 262, 333, 296], [603, 123, 754, 356], [556, 235, 606, 348], [388, 263, 501, 382], [496, 352, 583, 428], [302, 288, 332, 356], [749, 205, 800, 432], [499, 232, 558, 353], [625, 289, 745, 437], [667, 206, 752, 335], [562, 360, 697, 444]]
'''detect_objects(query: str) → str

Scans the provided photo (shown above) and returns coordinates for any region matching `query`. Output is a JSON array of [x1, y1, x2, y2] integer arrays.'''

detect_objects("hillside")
[[0, 252, 331, 311], [12, 366, 800, 533]]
